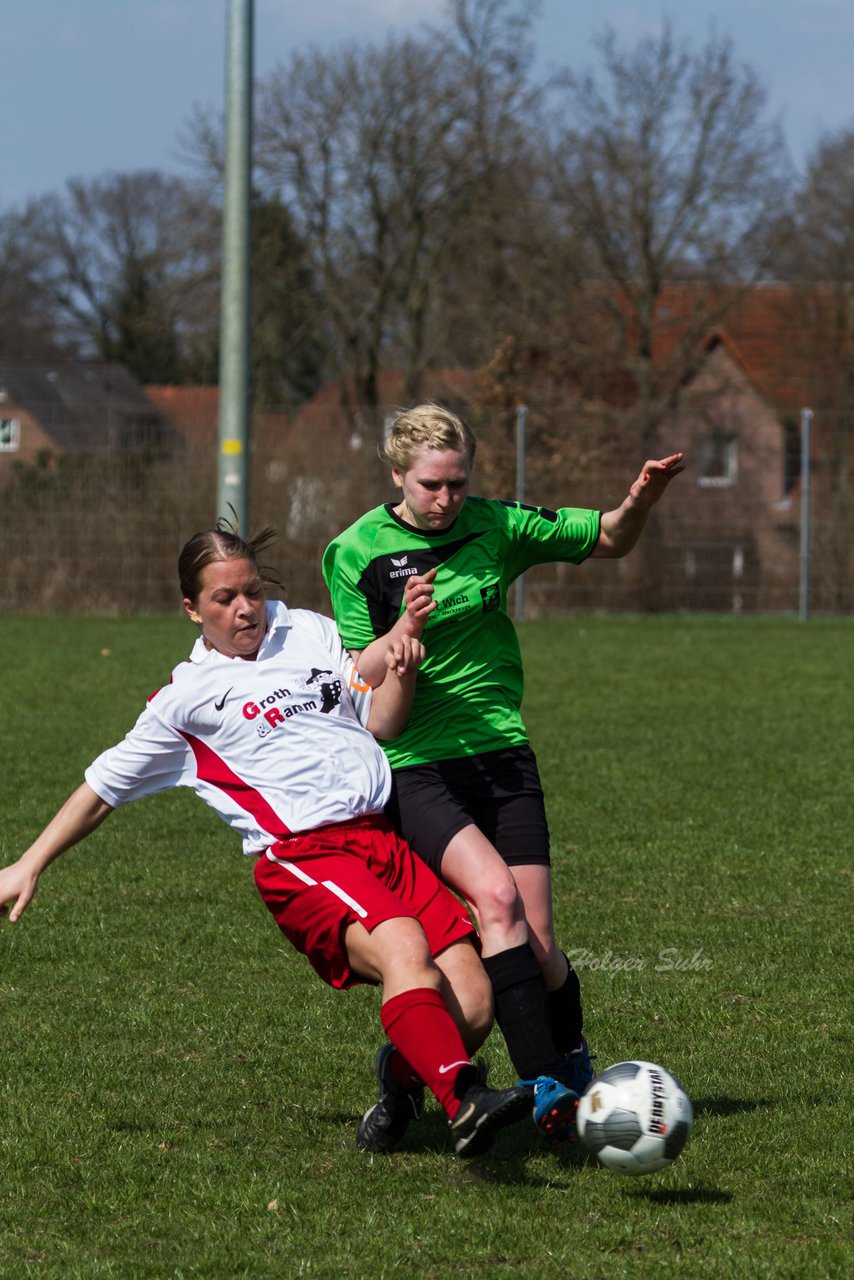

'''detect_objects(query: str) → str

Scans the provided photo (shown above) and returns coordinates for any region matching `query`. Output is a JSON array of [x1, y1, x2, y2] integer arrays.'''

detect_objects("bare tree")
[[249, 195, 326, 407], [430, 0, 565, 370], [777, 129, 854, 284], [548, 21, 792, 450], [0, 210, 69, 360], [179, 116, 327, 403], [254, 36, 464, 408], [249, 0, 552, 410], [22, 171, 221, 384]]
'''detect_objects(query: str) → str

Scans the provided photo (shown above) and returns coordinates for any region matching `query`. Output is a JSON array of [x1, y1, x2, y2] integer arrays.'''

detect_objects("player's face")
[[392, 446, 471, 531], [184, 557, 267, 660]]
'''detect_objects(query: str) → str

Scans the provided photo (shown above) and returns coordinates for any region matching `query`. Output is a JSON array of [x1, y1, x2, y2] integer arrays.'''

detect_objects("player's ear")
[[183, 598, 202, 625]]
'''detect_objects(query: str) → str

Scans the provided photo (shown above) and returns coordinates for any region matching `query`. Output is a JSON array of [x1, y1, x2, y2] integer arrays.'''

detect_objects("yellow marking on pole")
[[222, 439, 243, 455]]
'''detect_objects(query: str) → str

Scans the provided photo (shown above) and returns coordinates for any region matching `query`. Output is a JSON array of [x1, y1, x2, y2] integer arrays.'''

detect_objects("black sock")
[[482, 943, 563, 1080], [548, 954, 583, 1055]]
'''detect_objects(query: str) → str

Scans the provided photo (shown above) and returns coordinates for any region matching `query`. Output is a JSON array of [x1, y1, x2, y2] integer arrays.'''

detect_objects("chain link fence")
[[0, 404, 850, 617]]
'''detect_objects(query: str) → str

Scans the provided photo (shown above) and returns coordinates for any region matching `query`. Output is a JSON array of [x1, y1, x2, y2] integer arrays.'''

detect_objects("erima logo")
[[389, 554, 418, 580]]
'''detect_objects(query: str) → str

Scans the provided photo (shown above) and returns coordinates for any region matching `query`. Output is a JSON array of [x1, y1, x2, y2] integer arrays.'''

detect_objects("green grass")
[[0, 614, 851, 1278]]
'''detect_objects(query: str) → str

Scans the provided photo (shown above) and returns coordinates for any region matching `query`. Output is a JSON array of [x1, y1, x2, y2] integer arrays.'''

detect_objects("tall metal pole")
[[217, 0, 253, 530], [799, 407, 813, 622], [515, 404, 528, 622]]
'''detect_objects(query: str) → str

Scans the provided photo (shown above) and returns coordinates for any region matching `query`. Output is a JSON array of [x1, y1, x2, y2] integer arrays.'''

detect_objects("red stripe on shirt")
[[147, 674, 174, 703], [178, 730, 291, 839]]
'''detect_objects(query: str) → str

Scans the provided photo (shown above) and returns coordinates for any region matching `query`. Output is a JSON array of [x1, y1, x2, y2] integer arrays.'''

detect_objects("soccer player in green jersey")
[[323, 403, 684, 1151]]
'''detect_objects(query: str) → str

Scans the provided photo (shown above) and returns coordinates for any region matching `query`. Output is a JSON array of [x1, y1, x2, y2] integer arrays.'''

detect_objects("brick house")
[[653, 332, 801, 610], [645, 284, 838, 611], [0, 361, 178, 479]]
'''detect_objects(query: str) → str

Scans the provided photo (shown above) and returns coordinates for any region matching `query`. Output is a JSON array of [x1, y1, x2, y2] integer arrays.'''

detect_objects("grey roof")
[[0, 361, 181, 454]]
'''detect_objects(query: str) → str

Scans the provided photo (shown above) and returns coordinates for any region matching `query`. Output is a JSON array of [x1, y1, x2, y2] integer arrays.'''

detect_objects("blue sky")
[[4, 0, 854, 210]]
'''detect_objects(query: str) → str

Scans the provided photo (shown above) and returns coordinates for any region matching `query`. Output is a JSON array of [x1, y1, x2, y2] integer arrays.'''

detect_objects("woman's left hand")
[[628, 454, 686, 507], [384, 635, 426, 678]]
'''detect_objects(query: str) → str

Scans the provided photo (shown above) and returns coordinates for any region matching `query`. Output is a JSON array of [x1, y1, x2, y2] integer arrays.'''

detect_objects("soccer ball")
[[576, 1060, 693, 1175]]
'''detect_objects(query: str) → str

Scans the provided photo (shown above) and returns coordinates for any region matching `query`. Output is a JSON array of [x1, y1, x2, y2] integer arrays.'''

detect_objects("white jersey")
[[85, 602, 391, 855]]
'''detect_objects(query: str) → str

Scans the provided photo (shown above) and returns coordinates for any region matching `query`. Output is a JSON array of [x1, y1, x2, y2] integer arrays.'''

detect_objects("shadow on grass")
[[692, 1096, 776, 1117], [338, 1110, 591, 1185], [627, 1186, 733, 1205]]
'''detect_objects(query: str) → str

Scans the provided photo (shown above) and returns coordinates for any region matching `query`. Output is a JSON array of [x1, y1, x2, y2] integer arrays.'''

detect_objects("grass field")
[[0, 614, 851, 1279]]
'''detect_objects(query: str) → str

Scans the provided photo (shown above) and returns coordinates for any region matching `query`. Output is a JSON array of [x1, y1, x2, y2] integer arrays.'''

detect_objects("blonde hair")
[[381, 402, 476, 471]]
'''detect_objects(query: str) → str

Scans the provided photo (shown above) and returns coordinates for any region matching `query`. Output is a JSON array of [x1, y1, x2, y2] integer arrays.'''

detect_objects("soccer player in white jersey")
[[0, 523, 531, 1158]]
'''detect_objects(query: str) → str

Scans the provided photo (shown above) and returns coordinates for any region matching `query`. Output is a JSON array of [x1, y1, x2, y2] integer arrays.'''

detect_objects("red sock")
[[388, 1050, 424, 1092], [381, 987, 473, 1120]]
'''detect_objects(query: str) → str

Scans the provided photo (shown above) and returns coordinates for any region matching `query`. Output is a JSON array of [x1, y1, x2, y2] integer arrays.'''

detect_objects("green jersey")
[[323, 497, 600, 767]]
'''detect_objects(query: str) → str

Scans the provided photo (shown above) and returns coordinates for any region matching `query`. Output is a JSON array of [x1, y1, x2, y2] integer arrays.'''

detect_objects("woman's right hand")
[[0, 860, 40, 923]]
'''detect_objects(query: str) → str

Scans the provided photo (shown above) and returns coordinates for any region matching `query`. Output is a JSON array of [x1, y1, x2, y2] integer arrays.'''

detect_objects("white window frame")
[[696, 433, 737, 488], [0, 417, 20, 452]]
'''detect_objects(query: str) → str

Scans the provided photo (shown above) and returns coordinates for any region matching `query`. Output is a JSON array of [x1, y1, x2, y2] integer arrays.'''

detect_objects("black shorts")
[[386, 745, 550, 876]]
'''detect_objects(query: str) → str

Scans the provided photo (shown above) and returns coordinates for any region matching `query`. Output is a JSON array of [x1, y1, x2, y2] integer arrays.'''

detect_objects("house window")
[[696, 433, 737, 487], [0, 418, 20, 452]]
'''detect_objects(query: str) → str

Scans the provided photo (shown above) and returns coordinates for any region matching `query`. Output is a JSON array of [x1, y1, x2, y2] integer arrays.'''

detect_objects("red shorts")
[[253, 814, 475, 989]]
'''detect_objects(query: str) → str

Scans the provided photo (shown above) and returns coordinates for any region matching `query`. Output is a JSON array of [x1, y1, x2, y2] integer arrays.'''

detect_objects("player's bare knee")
[[473, 873, 523, 934], [383, 922, 435, 975], [346, 915, 437, 986]]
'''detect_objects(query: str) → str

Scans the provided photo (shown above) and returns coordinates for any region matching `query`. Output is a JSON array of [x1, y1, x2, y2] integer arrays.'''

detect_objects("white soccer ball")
[[576, 1060, 693, 1175]]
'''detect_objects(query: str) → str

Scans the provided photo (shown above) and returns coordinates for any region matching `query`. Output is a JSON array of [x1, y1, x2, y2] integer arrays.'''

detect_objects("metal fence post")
[[799, 407, 813, 622], [217, 0, 253, 531]]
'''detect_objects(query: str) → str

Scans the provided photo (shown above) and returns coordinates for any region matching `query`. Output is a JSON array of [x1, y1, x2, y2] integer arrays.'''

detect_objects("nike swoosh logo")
[[438, 1059, 471, 1075], [214, 688, 233, 711]]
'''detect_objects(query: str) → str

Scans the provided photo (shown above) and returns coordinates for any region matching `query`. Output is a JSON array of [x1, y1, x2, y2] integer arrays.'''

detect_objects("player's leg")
[[512, 861, 592, 1094], [388, 759, 528, 958], [470, 746, 594, 1132], [391, 761, 557, 1075], [344, 916, 530, 1156], [440, 824, 560, 1073], [350, 935, 491, 1153], [351, 822, 516, 1153], [432, 936, 493, 1054], [479, 745, 591, 1067], [391, 760, 578, 1116], [255, 844, 528, 1157], [441, 822, 529, 956], [388, 748, 591, 1144], [510, 861, 563, 984]]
